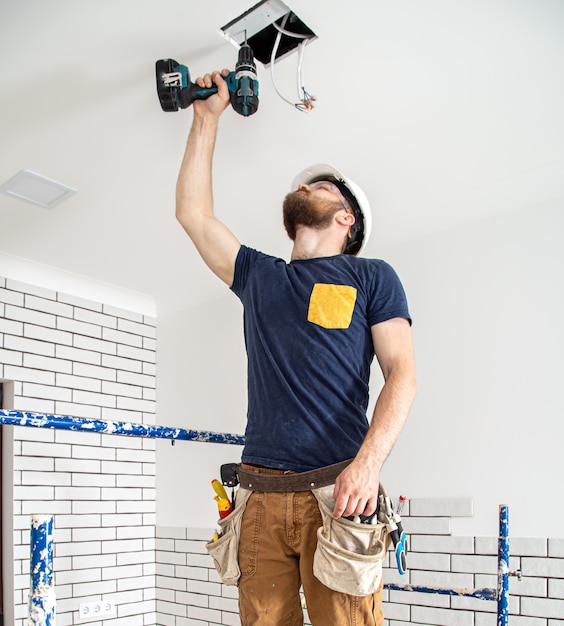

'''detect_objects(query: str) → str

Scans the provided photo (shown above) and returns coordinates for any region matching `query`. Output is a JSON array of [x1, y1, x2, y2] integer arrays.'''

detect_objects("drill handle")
[[180, 71, 237, 108]]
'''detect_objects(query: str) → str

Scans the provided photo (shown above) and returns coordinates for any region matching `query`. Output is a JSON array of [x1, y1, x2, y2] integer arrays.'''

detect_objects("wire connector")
[[295, 88, 316, 112]]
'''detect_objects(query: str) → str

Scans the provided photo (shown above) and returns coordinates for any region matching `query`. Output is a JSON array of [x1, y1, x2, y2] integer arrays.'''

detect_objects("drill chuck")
[[233, 43, 259, 117]]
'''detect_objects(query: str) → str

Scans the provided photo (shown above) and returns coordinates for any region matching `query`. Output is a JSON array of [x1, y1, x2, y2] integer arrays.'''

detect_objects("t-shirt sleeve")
[[230, 245, 252, 297], [231, 245, 272, 297], [367, 260, 412, 326]]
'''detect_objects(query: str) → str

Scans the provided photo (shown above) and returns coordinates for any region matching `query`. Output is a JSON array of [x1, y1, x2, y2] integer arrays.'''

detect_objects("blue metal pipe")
[[497, 504, 510, 626], [0, 409, 245, 446], [384, 582, 496, 600], [29, 515, 55, 625]]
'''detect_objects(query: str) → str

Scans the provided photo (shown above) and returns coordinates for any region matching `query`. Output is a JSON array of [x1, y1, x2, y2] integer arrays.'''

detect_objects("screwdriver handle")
[[212, 479, 229, 502]]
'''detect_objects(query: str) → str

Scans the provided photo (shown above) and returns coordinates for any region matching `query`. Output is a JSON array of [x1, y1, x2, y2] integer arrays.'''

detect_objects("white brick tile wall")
[[409, 534, 475, 555], [0, 346, 23, 366], [102, 327, 143, 348], [102, 380, 142, 398], [116, 370, 156, 388], [401, 515, 451, 535], [73, 307, 118, 329], [0, 284, 24, 305], [409, 498, 474, 517], [102, 353, 143, 373], [25, 294, 73, 318], [55, 292, 99, 310], [144, 337, 157, 351], [522, 557, 564, 578], [6, 363, 56, 384], [117, 343, 156, 362], [405, 551, 451, 572], [24, 381, 72, 401], [1, 276, 156, 625], [55, 401, 102, 420], [101, 407, 144, 422], [6, 303, 57, 327], [143, 362, 156, 376], [5, 334, 56, 356], [549, 578, 564, 598], [452, 553, 498, 573], [74, 334, 118, 355], [549, 539, 564, 558], [8, 280, 54, 300], [56, 315, 103, 338], [56, 344, 102, 365], [73, 361, 117, 381], [522, 596, 564, 619], [118, 318, 156, 338], [25, 323, 73, 345], [0, 316, 24, 335]]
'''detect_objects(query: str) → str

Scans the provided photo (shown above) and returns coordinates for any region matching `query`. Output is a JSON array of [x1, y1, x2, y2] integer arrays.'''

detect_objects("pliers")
[[378, 495, 407, 575]]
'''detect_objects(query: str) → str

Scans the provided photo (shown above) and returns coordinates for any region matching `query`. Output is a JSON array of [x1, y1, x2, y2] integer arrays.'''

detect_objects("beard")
[[283, 190, 343, 241]]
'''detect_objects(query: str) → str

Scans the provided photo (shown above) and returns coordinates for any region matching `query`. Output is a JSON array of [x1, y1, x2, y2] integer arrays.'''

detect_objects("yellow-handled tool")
[[212, 479, 229, 502], [212, 479, 232, 518]]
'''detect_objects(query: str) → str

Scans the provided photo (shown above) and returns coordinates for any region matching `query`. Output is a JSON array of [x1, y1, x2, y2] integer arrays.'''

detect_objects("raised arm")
[[176, 70, 241, 286], [333, 317, 417, 518]]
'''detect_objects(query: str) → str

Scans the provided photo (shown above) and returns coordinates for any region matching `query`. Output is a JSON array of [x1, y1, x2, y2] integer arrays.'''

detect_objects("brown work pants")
[[237, 488, 384, 626]]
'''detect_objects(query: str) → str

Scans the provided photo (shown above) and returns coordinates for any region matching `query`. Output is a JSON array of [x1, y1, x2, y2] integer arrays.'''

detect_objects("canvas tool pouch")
[[312, 484, 391, 597], [205, 487, 251, 586]]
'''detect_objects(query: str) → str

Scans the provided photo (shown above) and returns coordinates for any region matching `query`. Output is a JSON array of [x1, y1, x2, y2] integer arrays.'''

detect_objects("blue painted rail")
[[384, 582, 497, 601], [1, 409, 515, 625], [29, 515, 55, 625], [497, 504, 510, 625], [0, 408, 245, 445]]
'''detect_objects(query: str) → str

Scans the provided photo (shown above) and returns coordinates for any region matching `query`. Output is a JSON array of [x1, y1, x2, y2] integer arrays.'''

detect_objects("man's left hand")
[[333, 459, 379, 519]]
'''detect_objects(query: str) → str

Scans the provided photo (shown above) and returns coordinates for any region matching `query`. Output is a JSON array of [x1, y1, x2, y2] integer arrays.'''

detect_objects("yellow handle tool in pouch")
[[212, 479, 229, 502], [212, 479, 232, 518]]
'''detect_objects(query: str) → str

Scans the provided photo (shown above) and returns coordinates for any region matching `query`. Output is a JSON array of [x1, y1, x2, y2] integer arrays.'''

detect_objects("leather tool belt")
[[238, 458, 352, 492]]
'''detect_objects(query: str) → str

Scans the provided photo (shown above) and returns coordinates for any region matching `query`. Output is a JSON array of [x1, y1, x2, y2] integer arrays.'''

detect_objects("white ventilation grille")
[[0, 169, 76, 208]]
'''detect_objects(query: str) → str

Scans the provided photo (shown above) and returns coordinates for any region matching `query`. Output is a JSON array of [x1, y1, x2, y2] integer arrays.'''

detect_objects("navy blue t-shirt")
[[231, 245, 411, 471]]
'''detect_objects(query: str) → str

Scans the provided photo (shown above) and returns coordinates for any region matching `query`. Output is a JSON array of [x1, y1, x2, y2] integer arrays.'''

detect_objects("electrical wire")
[[271, 21, 311, 39], [269, 16, 316, 112], [297, 39, 305, 98]]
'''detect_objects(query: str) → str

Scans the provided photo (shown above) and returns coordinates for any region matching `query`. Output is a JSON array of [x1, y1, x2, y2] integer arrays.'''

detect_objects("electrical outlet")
[[79, 600, 116, 620]]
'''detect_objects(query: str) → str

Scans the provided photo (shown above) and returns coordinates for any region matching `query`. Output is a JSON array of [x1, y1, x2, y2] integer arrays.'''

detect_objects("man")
[[176, 69, 416, 626]]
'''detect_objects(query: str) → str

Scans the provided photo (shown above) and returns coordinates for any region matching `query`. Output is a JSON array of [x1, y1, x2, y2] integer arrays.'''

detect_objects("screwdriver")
[[212, 479, 232, 518]]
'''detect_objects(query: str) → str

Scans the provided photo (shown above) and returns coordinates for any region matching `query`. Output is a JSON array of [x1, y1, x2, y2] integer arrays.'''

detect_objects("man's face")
[[283, 181, 350, 241]]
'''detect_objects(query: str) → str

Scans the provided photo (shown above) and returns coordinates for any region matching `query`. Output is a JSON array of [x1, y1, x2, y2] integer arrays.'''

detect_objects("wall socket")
[[79, 600, 116, 620]]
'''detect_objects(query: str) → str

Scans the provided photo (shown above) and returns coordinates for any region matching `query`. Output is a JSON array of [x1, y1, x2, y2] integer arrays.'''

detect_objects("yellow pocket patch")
[[307, 284, 357, 329]]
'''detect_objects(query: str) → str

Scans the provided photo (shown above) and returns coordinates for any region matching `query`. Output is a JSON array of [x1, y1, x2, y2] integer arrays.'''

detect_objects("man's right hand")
[[193, 69, 231, 119]]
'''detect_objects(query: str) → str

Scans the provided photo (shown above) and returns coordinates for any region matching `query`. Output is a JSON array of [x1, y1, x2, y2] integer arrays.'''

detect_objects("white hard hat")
[[291, 164, 372, 255]]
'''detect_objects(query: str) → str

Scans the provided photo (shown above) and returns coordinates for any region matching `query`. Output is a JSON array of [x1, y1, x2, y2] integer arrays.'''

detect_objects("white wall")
[[156, 197, 564, 538], [379, 197, 564, 538], [156, 295, 246, 529]]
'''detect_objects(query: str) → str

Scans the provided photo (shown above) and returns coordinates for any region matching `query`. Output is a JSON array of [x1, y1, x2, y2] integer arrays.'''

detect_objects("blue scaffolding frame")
[[1, 409, 515, 626]]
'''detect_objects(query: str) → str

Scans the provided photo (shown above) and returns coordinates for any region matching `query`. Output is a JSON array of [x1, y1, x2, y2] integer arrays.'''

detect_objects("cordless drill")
[[155, 43, 259, 117]]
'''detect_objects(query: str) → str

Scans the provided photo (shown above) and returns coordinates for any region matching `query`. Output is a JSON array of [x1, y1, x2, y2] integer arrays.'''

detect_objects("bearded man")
[[175, 68, 417, 626]]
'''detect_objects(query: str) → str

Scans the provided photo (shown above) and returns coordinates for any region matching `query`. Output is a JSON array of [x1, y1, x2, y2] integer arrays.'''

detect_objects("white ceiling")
[[1, 0, 563, 315]]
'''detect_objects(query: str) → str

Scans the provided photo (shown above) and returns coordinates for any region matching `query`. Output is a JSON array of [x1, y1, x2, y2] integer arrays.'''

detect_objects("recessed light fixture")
[[0, 169, 76, 208]]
